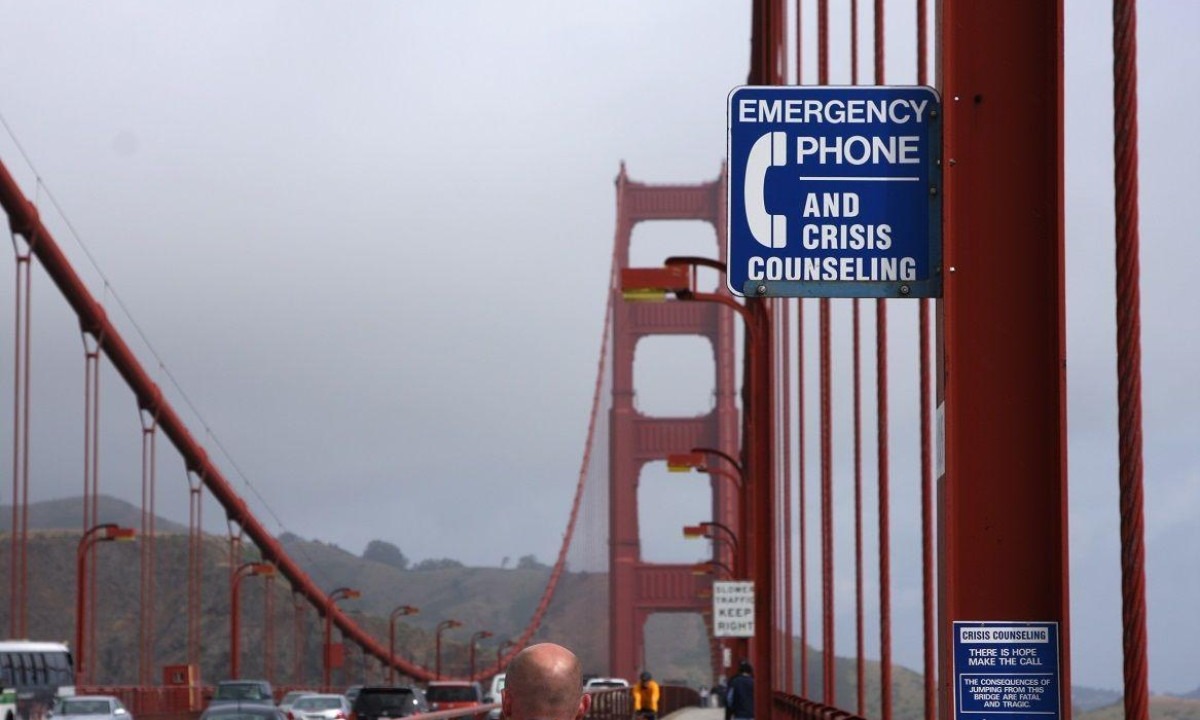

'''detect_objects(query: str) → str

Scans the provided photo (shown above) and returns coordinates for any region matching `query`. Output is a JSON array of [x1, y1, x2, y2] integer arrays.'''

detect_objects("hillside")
[[1077, 696, 1200, 720], [3, 496, 1172, 720], [0, 494, 188, 534]]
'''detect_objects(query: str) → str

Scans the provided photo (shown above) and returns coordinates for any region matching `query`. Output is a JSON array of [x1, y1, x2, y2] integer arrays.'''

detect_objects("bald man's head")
[[501, 643, 590, 720]]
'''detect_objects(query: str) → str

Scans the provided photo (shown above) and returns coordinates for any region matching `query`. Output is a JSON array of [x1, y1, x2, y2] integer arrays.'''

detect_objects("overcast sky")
[[0, 0, 1196, 697]]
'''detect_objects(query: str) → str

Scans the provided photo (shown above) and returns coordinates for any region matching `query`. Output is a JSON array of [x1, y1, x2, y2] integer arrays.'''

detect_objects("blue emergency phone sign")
[[726, 85, 942, 298], [953, 621, 1061, 720]]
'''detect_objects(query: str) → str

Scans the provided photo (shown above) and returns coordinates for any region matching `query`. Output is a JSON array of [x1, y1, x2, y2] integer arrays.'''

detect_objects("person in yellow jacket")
[[633, 671, 661, 720]]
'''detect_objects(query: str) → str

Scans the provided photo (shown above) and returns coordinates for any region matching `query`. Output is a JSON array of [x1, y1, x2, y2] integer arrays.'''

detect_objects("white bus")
[[0, 641, 74, 720]]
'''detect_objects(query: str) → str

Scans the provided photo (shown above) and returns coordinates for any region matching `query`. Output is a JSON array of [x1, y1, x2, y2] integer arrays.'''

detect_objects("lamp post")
[[664, 255, 774, 697], [388, 604, 419, 684], [230, 561, 275, 679], [683, 521, 741, 568], [468, 630, 494, 681], [623, 255, 774, 701], [496, 639, 516, 673], [435, 619, 463, 680], [323, 586, 361, 690], [75, 523, 136, 685], [692, 559, 735, 579]]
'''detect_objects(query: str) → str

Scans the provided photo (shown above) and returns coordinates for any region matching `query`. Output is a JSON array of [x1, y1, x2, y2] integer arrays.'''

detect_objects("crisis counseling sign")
[[727, 85, 942, 299]]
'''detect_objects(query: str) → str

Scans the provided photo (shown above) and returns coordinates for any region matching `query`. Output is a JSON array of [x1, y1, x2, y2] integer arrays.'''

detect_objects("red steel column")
[[939, 4, 1069, 720]]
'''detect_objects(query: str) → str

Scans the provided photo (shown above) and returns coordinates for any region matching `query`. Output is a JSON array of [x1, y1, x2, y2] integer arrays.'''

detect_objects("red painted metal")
[[434, 619, 462, 681], [1111, 2, 1149, 718], [915, 4, 937, 719], [323, 587, 360, 688], [797, 299, 809, 698], [940, 3, 1070, 720], [0, 155, 438, 681], [186, 475, 203, 673], [609, 165, 738, 682], [620, 266, 690, 295], [812, 0, 838, 706], [8, 236, 32, 639], [874, 6, 893, 719], [747, 5, 784, 717], [80, 330, 102, 680], [140, 414, 159, 686], [231, 562, 274, 680], [920, 302, 935, 720], [76, 524, 136, 685], [818, 295, 833, 706], [779, 299, 794, 695], [467, 630, 493, 681], [849, 5, 865, 710], [388, 605, 418, 685], [876, 296, 893, 720], [265, 573, 275, 685], [853, 300, 865, 716], [293, 593, 306, 684]]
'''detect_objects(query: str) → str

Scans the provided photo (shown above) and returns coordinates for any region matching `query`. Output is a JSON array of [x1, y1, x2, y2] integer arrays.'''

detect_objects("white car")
[[288, 694, 351, 720], [278, 692, 316, 718], [483, 673, 506, 720], [584, 678, 629, 690], [56, 696, 133, 720]]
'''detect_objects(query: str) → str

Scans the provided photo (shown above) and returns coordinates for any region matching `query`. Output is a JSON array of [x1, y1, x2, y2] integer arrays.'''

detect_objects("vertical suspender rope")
[[780, 298, 795, 694], [10, 234, 33, 639], [187, 471, 204, 672], [140, 412, 159, 686], [1111, 2, 1149, 719], [874, 4, 894, 720], [848, 2, 867, 715], [916, 2, 937, 719], [816, 0, 837, 705], [798, 298, 809, 698], [794, 1, 809, 697], [83, 333, 102, 684]]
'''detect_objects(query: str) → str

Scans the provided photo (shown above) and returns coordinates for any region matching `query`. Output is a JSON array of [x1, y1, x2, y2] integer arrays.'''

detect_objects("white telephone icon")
[[744, 131, 788, 249]]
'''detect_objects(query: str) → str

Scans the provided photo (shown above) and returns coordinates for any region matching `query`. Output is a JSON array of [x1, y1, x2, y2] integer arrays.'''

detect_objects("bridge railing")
[[659, 686, 702, 715], [772, 692, 867, 720]]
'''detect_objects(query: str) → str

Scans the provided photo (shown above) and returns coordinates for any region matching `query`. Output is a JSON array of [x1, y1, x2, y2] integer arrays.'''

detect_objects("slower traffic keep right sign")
[[713, 581, 754, 638]]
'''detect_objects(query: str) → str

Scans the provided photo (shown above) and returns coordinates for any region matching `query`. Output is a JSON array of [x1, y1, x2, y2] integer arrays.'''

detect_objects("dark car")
[[349, 687, 428, 720], [424, 682, 482, 714], [209, 680, 276, 708], [199, 705, 286, 720]]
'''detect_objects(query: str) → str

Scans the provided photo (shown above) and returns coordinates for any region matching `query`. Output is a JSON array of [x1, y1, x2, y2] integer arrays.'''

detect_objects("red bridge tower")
[[608, 163, 741, 679]]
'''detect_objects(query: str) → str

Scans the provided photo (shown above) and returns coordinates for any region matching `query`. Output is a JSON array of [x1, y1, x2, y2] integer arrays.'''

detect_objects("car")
[[424, 682, 482, 714], [278, 692, 316, 717], [209, 680, 276, 708], [482, 674, 505, 720], [200, 705, 287, 720], [348, 686, 428, 720], [55, 695, 133, 720], [343, 687, 363, 706], [584, 678, 629, 691], [287, 694, 351, 720]]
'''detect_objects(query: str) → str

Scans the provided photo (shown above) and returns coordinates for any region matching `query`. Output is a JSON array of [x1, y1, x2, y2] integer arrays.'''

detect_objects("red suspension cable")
[[874, 3, 894, 720], [915, 0, 936, 716], [816, 0, 836, 706], [1111, 1, 1149, 718], [781, 299, 794, 694], [849, 2, 867, 714]]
